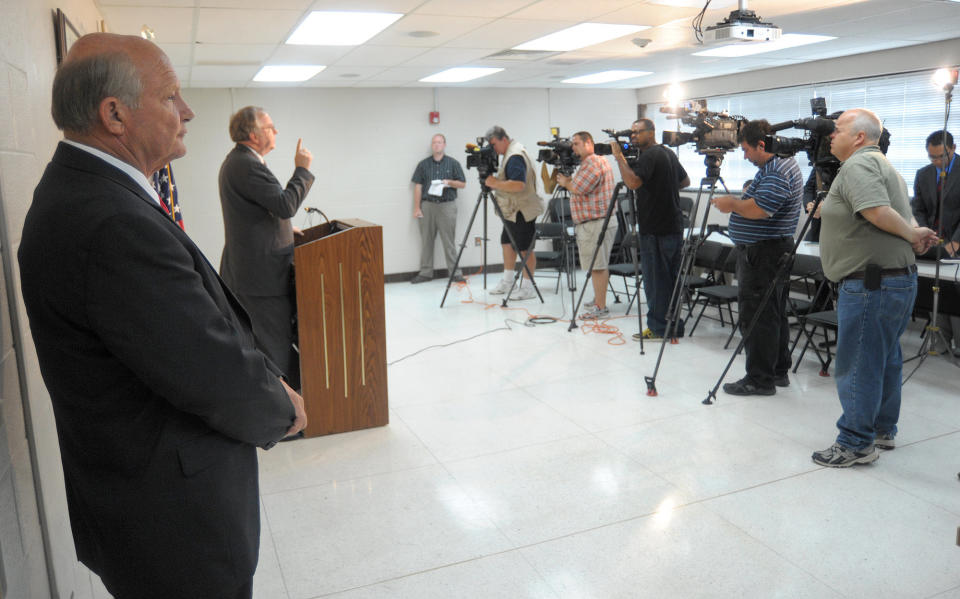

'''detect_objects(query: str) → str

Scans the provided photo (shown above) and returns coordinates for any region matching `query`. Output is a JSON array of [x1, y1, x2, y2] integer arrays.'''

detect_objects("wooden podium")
[[294, 219, 388, 437]]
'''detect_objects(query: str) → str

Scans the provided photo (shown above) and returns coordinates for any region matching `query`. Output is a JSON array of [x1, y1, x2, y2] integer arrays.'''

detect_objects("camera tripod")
[[441, 185, 544, 308], [538, 185, 579, 319], [645, 153, 728, 397], [904, 80, 960, 379], [566, 183, 645, 354], [701, 189, 827, 405]]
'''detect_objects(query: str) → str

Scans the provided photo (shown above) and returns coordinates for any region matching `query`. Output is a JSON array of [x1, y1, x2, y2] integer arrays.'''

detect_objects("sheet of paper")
[[428, 179, 444, 196]]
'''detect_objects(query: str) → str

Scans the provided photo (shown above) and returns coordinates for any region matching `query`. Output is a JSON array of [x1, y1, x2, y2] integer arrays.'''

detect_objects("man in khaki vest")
[[483, 126, 544, 299]]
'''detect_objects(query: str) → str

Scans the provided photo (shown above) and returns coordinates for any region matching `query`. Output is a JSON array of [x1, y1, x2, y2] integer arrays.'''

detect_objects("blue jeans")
[[834, 272, 917, 450], [639, 233, 683, 335]]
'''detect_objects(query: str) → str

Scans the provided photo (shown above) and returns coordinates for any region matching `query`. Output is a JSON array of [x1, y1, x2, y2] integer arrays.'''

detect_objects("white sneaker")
[[512, 286, 536, 300], [490, 278, 514, 295]]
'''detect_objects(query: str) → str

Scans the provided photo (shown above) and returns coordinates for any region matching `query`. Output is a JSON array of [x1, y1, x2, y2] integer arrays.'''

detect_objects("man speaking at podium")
[[219, 106, 315, 388]]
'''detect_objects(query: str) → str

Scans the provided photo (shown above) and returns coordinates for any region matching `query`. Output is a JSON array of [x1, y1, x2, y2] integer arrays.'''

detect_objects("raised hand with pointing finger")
[[295, 137, 313, 170]]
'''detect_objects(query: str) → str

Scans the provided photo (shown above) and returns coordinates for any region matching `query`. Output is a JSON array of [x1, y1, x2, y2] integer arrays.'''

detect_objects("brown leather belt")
[[844, 264, 917, 280]]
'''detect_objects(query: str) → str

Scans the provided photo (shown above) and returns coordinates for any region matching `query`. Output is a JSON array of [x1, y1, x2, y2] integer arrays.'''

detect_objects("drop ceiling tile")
[[299, 65, 384, 84], [196, 8, 303, 45], [333, 45, 429, 67], [307, 0, 426, 12], [509, 0, 644, 21], [413, 0, 540, 18], [194, 44, 276, 65], [602, 3, 701, 27], [445, 18, 580, 49], [99, 0, 193, 6], [366, 65, 447, 81], [156, 43, 193, 67], [401, 47, 498, 67], [100, 6, 196, 43], [199, 0, 313, 8], [190, 64, 261, 82], [367, 14, 495, 47], [267, 45, 355, 64], [352, 80, 410, 87]]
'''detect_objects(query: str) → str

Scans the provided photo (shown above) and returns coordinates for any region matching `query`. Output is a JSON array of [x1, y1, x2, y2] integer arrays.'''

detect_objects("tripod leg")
[[646, 174, 728, 396], [441, 191, 486, 307]]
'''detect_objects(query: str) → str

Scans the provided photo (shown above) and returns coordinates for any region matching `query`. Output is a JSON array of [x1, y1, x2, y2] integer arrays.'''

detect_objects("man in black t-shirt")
[[611, 119, 690, 340]]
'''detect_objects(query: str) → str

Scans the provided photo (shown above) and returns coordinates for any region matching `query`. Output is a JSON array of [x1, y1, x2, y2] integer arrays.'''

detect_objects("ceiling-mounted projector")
[[702, 1, 781, 44]]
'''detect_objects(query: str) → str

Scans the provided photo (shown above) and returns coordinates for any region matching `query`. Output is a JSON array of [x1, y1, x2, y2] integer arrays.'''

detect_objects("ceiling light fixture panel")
[[514, 23, 651, 52], [286, 11, 403, 46]]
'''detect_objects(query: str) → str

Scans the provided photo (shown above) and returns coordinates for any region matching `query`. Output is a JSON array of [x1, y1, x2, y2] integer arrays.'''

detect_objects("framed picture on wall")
[[54, 8, 80, 66]]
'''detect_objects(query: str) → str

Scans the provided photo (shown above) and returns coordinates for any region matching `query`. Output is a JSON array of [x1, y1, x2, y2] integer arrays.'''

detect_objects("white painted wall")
[[176, 87, 640, 275]]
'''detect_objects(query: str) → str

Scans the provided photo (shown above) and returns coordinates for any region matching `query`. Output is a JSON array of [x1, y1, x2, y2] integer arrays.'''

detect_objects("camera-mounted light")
[[932, 68, 958, 93]]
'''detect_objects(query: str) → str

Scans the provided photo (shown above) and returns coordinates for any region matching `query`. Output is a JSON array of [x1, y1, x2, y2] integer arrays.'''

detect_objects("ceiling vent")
[[484, 49, 559, 61]]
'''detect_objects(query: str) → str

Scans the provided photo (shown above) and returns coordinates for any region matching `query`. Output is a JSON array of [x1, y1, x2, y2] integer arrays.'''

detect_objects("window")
[[648, 70, 948, 194]]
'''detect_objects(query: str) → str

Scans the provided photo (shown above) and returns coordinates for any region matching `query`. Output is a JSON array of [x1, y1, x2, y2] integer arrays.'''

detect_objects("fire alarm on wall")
[[429, 111, 440, 124]]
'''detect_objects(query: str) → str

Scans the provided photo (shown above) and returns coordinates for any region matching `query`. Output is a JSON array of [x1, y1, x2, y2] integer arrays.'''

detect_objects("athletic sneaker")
[[632, 328, 663, 342], [584, 297, 596, 308], [490, 278, 514, 295], [579, 305, 609, 320], [874, 433, 896, 451], [811, 442, 878, 467], [512, 286, 536, 300]]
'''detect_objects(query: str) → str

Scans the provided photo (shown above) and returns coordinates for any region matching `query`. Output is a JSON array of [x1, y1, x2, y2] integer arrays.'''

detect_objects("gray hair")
[[51, 53, 142, 134], [485, 126, 508, 142], [847, 108, 882, 144], [229, 106, 265, 143]]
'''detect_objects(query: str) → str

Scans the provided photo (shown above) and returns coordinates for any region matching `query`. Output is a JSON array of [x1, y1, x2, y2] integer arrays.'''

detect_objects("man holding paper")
[[411, 133, 466, 283]]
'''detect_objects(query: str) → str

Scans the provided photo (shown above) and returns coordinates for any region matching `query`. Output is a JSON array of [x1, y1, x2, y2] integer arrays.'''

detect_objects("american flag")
[[152, 164, 184, 230]]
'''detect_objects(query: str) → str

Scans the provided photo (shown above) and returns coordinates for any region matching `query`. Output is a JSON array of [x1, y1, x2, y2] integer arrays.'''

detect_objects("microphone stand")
[[904, 78, 960, 380]]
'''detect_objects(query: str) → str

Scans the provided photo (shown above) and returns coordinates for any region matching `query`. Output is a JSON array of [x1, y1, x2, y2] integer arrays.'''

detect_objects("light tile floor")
[[255, 274, 960, 599]]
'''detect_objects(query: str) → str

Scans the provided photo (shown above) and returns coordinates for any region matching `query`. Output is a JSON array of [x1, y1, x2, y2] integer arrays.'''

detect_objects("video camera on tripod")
[[536, 128, 612, 175], [763, 97, 891, 189], [603, 128, 643, 168], [660, 100, 746, 157], [465, 137, 499, 180]]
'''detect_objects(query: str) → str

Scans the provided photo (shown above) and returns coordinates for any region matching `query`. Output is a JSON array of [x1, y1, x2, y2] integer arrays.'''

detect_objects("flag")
[[152, 164, 184, 230]]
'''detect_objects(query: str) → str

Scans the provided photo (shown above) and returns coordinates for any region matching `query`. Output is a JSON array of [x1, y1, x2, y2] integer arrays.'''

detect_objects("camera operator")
[[556, 132, 617, 319], [711, 119, 802, 396], [611, 119, 690, 340], [812, 109, 937, 467], [484, 126, 544, 299]]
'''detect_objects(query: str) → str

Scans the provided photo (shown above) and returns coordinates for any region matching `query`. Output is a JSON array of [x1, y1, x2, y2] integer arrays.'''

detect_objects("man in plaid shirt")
[[557, 131, 617, 319]]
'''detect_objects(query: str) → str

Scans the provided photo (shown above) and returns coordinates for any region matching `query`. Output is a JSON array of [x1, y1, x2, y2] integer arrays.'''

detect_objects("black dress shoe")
[[723, 378, 776, 396], [452, 275, 465, 283], [774, 374, 789, 387]]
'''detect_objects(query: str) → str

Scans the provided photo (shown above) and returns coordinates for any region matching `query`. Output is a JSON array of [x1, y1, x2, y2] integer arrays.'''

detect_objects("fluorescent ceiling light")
[[692, 34, 835, 58], [254, 65, 326, 82], [514, 23, 650, 52], [419, 67, 503, 83], [286, 11, 403, 46], [563, 70, 653, 84]]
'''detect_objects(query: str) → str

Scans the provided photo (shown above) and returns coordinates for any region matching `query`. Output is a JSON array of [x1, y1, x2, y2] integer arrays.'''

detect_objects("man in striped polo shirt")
[[557, 131, 617, 319], [711, 119, 803, 396]]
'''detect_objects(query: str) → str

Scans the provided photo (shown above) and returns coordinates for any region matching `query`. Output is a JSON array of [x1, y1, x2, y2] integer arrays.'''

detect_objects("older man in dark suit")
[[18, 33, 306, 599], [219, 106, 314, 389]]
